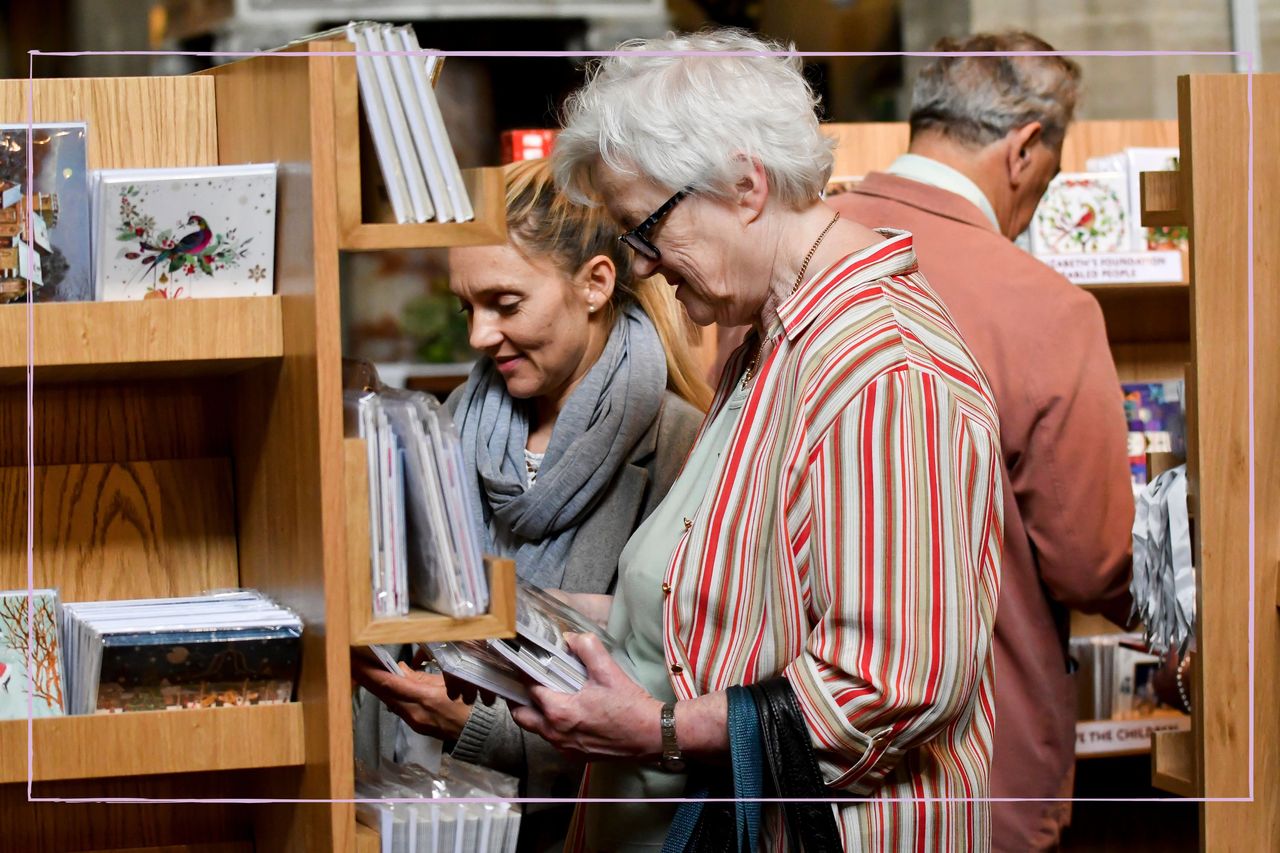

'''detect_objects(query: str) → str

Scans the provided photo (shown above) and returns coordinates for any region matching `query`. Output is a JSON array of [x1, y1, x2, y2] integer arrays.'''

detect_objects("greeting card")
[[1030, 172, 1129, 255], [93, 163, 276, 300], [0, 123, 92, 302], [0, 589, 65, 719]]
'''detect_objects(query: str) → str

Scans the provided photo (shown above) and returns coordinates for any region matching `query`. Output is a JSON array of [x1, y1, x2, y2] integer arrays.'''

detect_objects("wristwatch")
[[660, 701, 686, 772]]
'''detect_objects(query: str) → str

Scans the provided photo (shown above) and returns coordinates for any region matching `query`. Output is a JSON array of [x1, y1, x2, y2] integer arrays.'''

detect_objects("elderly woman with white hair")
[[508, 29, 1005, 852]]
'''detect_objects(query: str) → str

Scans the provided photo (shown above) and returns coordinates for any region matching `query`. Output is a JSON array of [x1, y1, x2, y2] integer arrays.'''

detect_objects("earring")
[[588, 302, 597, 313]]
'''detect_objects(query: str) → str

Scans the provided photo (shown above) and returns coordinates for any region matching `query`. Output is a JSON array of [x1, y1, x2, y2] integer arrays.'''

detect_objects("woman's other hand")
[[510, 632, 663, 763], [545, 590, 614, 629], [351, 652, 473, 740]]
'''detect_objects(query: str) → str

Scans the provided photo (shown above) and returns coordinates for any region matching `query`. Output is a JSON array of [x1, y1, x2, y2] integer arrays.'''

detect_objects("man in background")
[[829, 31, 1134, 851]]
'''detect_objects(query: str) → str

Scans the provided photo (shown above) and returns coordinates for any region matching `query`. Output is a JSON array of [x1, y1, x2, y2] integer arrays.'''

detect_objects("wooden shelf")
[[0, 703, 305, 783], [327, 39, 507, 252], [344, 437, 517, 646], [1081, 280, 1189, 295], [0, 296, 283, 384], [352, 563, 517, 645], [1151, 727, 1198, 797], [341, 168, 508, 251]]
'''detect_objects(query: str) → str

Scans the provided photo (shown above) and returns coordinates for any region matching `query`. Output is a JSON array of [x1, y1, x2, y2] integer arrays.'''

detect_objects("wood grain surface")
[[0, 76, 216, 170], [0, 297, 283, 385], [0, 457, 237, 600], [0, 704, 304, 784]]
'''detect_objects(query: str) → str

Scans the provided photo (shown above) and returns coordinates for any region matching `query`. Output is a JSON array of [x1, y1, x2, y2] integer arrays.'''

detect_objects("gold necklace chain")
[[741, 212, 841, 388]]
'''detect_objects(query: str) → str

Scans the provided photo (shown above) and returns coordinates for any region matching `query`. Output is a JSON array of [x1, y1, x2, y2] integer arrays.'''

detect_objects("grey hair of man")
[[553, 28, 835, 210], [909, 31, 1082, 150]]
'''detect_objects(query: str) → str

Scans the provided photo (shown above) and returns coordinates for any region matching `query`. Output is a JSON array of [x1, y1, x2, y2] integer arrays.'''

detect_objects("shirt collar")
[[886, 153, 1000, 231], [775, 229, 918, 343]]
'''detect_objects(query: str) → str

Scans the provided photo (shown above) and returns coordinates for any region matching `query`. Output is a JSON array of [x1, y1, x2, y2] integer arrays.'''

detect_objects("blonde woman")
[[353, 158, 709, 851]]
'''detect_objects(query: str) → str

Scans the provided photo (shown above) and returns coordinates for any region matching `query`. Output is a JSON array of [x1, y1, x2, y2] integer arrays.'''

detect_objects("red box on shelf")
[[501, 129, 557, 163]]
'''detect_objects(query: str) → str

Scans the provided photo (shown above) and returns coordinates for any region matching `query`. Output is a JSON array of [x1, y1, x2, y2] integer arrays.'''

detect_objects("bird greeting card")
[[0, 589, 65, 719], [1030, 172, 1129, 255], [93, 163, 277, 300]]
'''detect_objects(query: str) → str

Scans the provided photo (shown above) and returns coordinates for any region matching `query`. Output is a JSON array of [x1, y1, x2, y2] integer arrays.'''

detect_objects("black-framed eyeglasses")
[[618, 188, 690, 261]]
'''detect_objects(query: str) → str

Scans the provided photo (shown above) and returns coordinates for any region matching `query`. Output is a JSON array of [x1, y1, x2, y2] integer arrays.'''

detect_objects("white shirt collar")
[[885, 153, 1000, 231]]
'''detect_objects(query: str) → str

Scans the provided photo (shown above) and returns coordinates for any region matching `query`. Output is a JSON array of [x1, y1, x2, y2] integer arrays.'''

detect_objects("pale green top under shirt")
[[886, 153, 1001, 230], [580, 379, 750, 851]]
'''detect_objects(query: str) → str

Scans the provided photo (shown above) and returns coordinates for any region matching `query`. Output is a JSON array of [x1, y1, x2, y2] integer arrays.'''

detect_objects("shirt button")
[[670, 663, 684, 675], [661, 582, 671, 595]]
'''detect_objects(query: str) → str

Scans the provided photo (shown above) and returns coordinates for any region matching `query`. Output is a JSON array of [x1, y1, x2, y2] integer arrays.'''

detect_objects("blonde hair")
[[503, 159, 712, 411]]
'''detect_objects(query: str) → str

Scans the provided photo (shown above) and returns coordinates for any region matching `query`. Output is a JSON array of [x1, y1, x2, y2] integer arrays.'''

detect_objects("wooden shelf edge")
[[339, 167, 508, 251], [0, 295, 283, 384], [1150, 727, 1198, 797], [351, 557, 517, 646], [0, 702, 305, 784], [1140, 170, 1186, 227], [1082, 280, 1189, 293]]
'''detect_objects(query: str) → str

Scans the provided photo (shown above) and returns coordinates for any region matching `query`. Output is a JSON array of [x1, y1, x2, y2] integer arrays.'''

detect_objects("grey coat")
[[354, 389, 703, 844]]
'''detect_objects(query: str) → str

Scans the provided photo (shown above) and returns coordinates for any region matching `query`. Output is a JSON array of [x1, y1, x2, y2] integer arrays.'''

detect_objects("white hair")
[[553, 28, 835, 210]]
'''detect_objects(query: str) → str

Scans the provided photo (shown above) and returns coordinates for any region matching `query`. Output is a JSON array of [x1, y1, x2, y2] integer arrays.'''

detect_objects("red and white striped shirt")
[[663, 231, 1003, 850]]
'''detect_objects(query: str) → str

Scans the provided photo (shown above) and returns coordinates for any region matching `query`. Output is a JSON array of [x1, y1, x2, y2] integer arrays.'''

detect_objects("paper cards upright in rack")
[[0, 122, 92, 303], [1030, 172, 1128, 255], [93, 163, 277, 300], [0, 589, 66, 719]]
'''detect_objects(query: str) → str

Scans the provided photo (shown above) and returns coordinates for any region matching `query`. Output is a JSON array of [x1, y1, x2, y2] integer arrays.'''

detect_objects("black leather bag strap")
[[747, 677, 844, 852]]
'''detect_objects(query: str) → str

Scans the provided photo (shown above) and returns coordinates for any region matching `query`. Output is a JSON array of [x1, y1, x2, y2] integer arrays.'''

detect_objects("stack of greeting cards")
[[91, 163, 277, 301], [61, 589, 302, 715], [346, 21, 474, 224]]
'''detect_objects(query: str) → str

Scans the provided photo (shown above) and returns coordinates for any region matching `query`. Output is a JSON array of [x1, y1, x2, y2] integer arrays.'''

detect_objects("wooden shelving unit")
[[2, 39, 514, 852], [0, 296, 283, 384]]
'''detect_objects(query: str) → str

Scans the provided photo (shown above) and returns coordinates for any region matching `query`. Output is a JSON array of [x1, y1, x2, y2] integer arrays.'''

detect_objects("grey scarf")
[[456, 302, 666, 588]]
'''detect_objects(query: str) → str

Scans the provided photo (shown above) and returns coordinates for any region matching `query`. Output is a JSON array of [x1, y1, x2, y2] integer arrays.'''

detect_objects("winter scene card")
[[0, 589, 65, 719], [0, 122, 92, 303], [94, 163, 277, 300]]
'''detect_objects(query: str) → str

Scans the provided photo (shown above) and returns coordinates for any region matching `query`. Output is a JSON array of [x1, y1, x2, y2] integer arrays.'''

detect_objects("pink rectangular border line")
[[20, 46, 1254, 809]]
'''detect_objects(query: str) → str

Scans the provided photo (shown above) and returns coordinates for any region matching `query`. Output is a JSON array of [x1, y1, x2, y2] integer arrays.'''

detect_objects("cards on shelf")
[[1030, 172, 1129, 255], [0, 589, 66, 719], [92, 163, 277, 300], [0, 122, 92, 303], [427, 581, 627, 706], [346, 21, 473, 224], [61, 589, 301, 715], [344, 385, 488, 619]]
